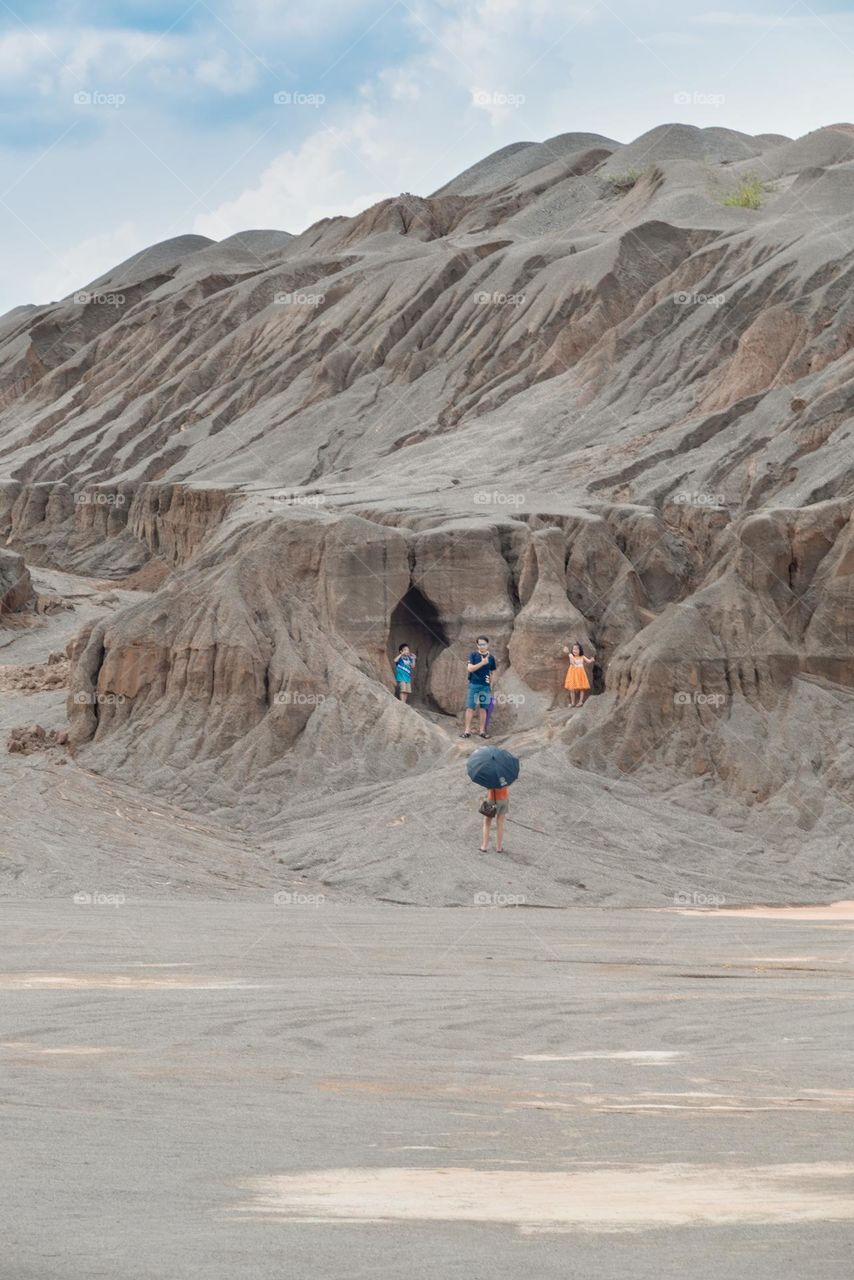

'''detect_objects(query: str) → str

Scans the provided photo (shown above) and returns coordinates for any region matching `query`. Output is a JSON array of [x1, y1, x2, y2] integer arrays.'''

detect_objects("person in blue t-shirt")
[[462, 635, 497, 739], [394, 643, 416, 703]]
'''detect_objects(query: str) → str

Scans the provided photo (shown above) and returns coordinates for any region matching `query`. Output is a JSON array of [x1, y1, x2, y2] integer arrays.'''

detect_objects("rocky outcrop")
[[0, 651, 67, 691], [67, 512, 450, 805], [564, 499, 854, 813], [509, 526, 591, 694], [3, 126, 854, 513], [7, 724, 68, 754], [0, 479, 234, 575], [5, 121, 854, 876], [0, 547, 34, 616], [60, 489, 854, 829], [63, 501, 720, 801]]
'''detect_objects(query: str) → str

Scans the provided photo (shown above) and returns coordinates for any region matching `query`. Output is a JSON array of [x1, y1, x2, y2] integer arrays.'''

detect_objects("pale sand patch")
[[16, 1045, 118, 1055], [517, 1051, 683, 1062], [672, 901, 854, 921], [519, 1092, 854, 1113], [234, 1164, 854, 1231], [0, 973, 253, 990]]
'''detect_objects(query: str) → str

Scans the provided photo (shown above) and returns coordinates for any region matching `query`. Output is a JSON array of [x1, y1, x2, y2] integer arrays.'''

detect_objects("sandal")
[[461, 732, 471, 739], [479, 846, 488, 853]]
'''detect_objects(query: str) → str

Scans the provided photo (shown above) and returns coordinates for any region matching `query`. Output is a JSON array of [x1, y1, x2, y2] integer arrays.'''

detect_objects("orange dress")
[[564, 655, 590, 691]]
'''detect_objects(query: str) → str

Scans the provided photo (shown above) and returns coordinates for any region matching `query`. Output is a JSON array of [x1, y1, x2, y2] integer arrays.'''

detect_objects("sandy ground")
[[3, 570, 854, 1278], [706, 902, 854, 921], [3, 567, 849, 911], [0, 569, 275, 898], [3, 900, 854, 1279]]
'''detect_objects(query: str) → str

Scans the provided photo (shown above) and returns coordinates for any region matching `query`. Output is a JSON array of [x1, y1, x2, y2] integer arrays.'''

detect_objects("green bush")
[[604, 168, 641, 193], [721, 174, 772, 209]]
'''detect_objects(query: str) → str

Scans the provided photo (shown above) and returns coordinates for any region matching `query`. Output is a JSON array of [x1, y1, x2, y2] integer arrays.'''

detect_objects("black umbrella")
[[466, 746, 520, 789]]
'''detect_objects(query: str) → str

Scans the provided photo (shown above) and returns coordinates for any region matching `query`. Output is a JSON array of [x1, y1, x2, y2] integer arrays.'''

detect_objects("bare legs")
[[464, 703, 489, 735], [480, 812, 505, 853]]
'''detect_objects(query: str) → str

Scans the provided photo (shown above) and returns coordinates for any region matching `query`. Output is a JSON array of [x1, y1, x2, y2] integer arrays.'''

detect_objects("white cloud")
[[0, 26, 180, 87], [0, 24, 262, 100], [643, 31, 701, 47], [11, 0, 854, 314], [29, 221, 142, 303], [194, 52, 259, 94], [0, 29, 58, 80], [192, 121, 390, 238], [692, 10, 819, 27], [231, 0, 378, 40], [194, 0, 599, 236], [408, 0, 594, 95], [377, 68, 422, 102]]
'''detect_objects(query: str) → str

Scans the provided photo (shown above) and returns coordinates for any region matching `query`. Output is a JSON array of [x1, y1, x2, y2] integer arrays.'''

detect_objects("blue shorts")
[[466, 685, 491, 709]]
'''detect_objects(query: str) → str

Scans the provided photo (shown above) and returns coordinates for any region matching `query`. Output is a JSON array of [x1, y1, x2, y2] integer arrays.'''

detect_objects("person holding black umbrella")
[[467, 746, 520, 854], [481, 784, 509, 853]]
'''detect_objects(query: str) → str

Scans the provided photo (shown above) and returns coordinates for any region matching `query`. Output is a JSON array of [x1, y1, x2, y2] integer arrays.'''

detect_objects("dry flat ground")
[[0, 569, 270, 898], [2, 900, 854, 1279], [2, 562, 854, 1279], [7, 122, 854, 1277]]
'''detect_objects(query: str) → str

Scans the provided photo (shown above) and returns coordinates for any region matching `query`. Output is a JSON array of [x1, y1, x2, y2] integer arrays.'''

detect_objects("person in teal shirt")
[[394, 644, 416, 703]]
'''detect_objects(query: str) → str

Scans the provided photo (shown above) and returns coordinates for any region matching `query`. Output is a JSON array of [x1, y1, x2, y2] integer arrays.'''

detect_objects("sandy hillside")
[[2, 122, 854, 904]]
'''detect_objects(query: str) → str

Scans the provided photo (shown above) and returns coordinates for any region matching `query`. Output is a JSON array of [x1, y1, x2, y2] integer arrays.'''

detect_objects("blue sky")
[[1, 0, 853, 312]]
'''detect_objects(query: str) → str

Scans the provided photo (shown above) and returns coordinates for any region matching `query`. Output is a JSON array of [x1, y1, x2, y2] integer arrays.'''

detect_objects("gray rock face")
[[2, 124, 854, 509], [0, 547, 33, 616], [3, 123, 854, 902]]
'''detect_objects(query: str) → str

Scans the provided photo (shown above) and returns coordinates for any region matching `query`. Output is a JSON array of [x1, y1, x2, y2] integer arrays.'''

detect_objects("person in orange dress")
[[563, 641, 595, 707]]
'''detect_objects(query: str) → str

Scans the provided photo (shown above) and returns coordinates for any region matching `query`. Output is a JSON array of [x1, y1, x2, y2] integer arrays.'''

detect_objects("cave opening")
[[387, 585, 449, 708]]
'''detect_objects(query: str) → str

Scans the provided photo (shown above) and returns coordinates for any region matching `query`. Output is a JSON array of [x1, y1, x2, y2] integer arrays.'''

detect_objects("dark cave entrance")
[[387, 585, 449, 708]]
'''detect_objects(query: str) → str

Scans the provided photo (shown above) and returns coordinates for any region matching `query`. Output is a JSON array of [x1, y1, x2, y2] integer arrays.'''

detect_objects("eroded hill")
[[3, 123, 854, 904]]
